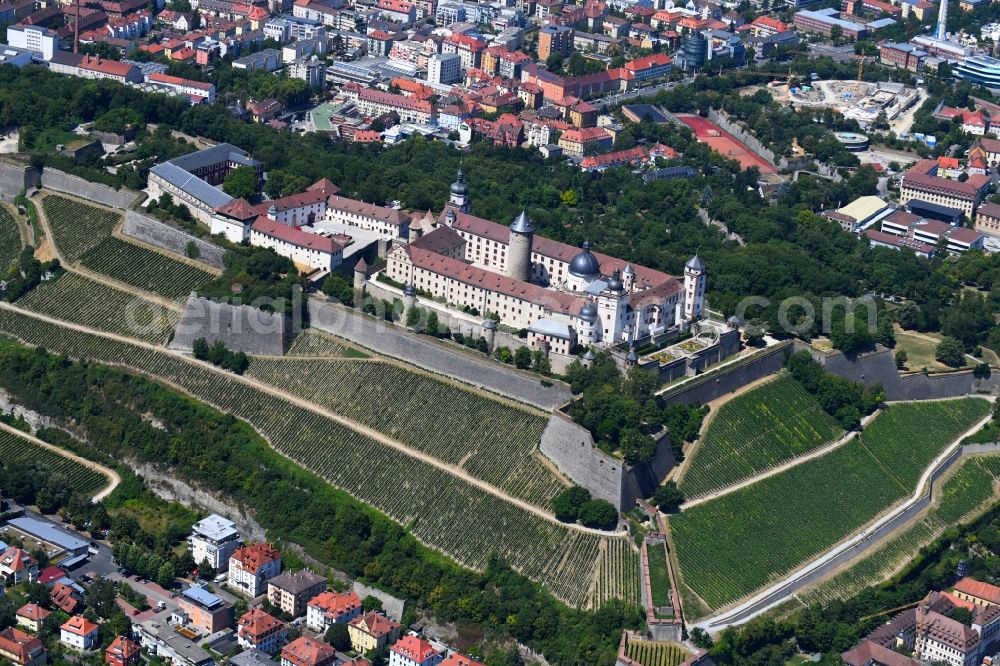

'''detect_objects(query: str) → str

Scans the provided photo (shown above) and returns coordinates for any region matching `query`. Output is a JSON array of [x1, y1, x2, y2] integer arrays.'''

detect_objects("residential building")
[[0, 547, 38, 585], [60, 616, 99, 652], [440, 655, 485, 666], [306, 591, 362, 632], [228, 543, 282, 599], [176, 586, 233, 635], [15, 605, 51, 634], [427, 52, 461, 85], [623, 53, 672, 81], [748, 15, 788, 36], [48, 53, 143, 83], [50, 582, 84, 614], [538, 24, 573, 60], [442, 33, 486, 71], [232, 48, 282, 71], [0, 628, 46, 666], [267, 570, 327, 618], [105, 637, 141, 666], [246, 98, 283, 124], [279, 637, 338, 666], [6, 24, 58, 60], [348, 613, 401, 654], [900, 159, 991, 216], [136, 620, 215, 666], [237, 609, 287, 655], [148, 72, 216, 103], [388, 636, 442, 666], [249, 217, 344, 271], [188, 515, 241, 573], [558, 127, 613, 159], [288, 56, 327, 89], [341, 83, 436, 124]]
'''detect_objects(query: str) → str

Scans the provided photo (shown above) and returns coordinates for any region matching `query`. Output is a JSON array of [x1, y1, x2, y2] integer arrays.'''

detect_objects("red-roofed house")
[[953, 577, 1000, 607], [36, 566, 68, 588], [148, 72, 216, 103], [442, 32, 487, 70], [376, 0, 415, 23], [306, 591, 362, 632], [0, 628, 46, 666], [250, 217, 343, 271], [50, 582, 84, 615], [558, 126, 612, 158], [623, 53, 672, 81], [280, 636, 338, 666], [60, 616, 99, 652], [0, 548, 38, 585], [748, 15, 788, 36], [238, 609, 287, 654], [341, 82, 435, 124], [348, 612, 400, 654], [228, 543, 282, 598], [15, 605, 51, 634], [104, 636, 140, 666], [389, 635, 442, 666]]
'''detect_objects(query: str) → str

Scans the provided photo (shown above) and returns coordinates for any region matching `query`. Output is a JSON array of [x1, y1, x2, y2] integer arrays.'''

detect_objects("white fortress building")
[[376, 170, 706, 353]]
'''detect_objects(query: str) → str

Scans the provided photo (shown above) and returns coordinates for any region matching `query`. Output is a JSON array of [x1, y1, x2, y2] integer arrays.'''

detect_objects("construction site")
[[767, 79, 925, 134]]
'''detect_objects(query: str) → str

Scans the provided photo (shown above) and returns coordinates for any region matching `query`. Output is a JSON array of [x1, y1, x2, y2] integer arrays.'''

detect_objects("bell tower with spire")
[[449, 167, 470, 213]]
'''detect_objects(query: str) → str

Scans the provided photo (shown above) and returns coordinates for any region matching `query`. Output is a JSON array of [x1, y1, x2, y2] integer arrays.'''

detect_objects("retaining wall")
[[540, 413, 676, 511], [122, 210, 227, 270], [0, 161, 39, 198], [351, 582, 406, 622], [40, 168, 138, 209], [707, 108, 777, 167], [170, 294, 290, 356], [659, 342, 793, 406]]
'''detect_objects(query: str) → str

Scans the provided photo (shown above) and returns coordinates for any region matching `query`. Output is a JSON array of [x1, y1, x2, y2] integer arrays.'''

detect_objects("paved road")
[[596, 78, 692, 110], [309, 300, 572, 410]]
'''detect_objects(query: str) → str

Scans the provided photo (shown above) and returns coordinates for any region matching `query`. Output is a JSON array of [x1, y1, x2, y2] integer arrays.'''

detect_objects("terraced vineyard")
[[42, 195, 119, 261], [0, 307, 614, 608], [17, 272, 177, 344], [0, 205, 22, 271], [246, 358, 564, 507], [804, 453, 1000, 606], [591, 539, 642, 609], [669, 397, 988, 610], [859, 400, 992, 487], [678, 375, 842, 498], [623, 640, 688, 666], [0, 428, 108, 497], [80, 237, 213, 299]]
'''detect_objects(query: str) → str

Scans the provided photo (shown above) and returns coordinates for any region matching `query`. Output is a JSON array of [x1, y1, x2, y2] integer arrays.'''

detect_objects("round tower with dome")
[[449, 167, 470, 213], [566, 241, 601, 292], [683, 254, 706, 322], [507, 210, 534, 282], [577, 300, 598, 346]]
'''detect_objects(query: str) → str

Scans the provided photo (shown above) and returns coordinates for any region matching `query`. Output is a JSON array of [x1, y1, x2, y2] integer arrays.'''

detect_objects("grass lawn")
[[893, 328, 966, 372], [647, 541, 672, 609]]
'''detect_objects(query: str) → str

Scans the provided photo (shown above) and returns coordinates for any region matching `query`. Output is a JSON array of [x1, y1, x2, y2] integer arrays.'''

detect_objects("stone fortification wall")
[[0, 162, 40, 199], [40, 168, 138, 209], [540, 413, 624, 507], [122, 210, 227, 269], [170, 295, 288, 356], [659, 342, 793, 406]]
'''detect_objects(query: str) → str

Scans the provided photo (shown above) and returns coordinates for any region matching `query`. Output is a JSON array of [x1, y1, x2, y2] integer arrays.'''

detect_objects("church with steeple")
[[380, 169, 707, 355]]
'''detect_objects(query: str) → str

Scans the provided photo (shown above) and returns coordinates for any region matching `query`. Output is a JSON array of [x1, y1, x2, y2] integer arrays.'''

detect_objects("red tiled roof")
[[51, 583, 82, 614], [16, 604, 51, 623], [327, 195, 409, 226], [215, 197, 258, 220], [842, 640, 919, 666], [390, 636, 439, 663], [624, 53, 671, 72], [0, 548, 36, 573], [251, 217, 341, 254], [149, 71, 214, 91], [79, 54, 138, 77], [441, 655, 486, 666], [280, 636, 337, 666], [230, 543, 281, 573], [61, 615, 98, 637], [238, 609, 285, 641], [105, 636, 140, 661], [560, 127, 611, 144], [349, 612, 400, 639], [308, 591, 361, 620], [259, 188, 329, 213], [343, 82, 433, 114], [307, 178, 340, 195], [977, 201, 1000, 220], [0, 628, 44, 666]]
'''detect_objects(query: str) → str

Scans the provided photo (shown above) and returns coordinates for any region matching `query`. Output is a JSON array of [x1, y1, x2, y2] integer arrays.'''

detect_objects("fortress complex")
[[379, 169, 706, 353]]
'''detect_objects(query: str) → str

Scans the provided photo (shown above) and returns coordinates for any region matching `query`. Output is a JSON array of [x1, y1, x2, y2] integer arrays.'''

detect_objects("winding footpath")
[[691, 403, 995, 632], [0, 420, 120, 502], [0, 302, 621, 538]]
